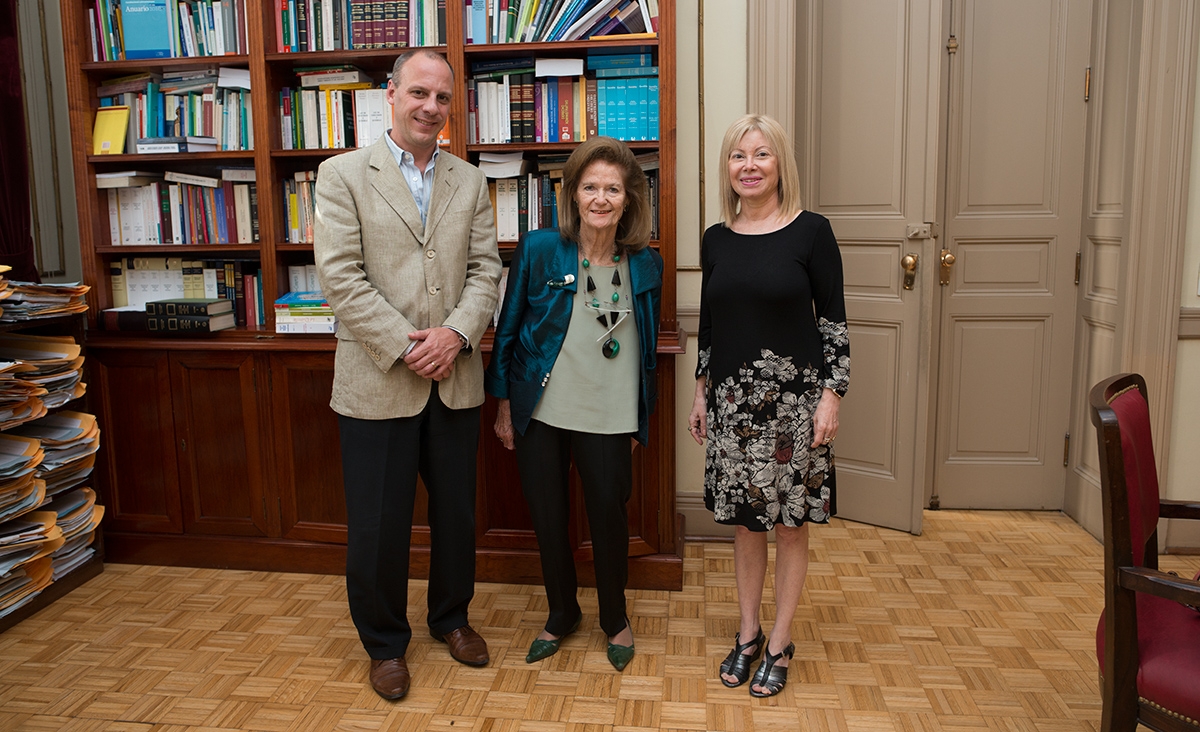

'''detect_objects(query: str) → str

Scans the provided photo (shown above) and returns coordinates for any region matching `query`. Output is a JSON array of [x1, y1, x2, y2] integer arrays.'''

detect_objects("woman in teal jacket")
[[485, 136, 662, 672]]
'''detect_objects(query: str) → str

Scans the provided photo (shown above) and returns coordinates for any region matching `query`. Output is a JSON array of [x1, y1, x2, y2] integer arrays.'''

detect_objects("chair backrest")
[[1088, 373, 1160, 569]]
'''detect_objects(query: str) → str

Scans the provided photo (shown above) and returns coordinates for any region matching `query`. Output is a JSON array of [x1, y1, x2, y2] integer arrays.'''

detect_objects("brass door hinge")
[[1063, 433, 1070, 467], [947, 35, 959, 54], [1084, 66, 1091, 102], [1075, 251, 1081, 285]]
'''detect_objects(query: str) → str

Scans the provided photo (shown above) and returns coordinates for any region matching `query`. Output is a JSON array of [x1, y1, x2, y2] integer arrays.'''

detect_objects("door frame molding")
[[1116, 0, 1199, 482], [748, 0, 1200, 516]]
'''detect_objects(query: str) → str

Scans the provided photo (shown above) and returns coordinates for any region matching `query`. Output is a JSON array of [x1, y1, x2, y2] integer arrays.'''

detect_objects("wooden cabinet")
[[63, 1, 683, 590]]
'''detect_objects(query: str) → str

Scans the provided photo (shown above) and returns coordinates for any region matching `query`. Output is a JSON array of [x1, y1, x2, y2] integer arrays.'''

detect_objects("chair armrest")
[[1119, 566, 1200, 606], [1159, 500, 1200, 520]]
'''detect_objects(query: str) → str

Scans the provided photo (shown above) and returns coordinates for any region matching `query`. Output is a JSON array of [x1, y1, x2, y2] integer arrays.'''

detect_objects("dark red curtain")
[[0, 0, 41, 282]]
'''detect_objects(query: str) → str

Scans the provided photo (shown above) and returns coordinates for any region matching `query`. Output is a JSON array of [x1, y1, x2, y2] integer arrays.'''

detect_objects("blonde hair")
[[717, 114, 802, 225], [558, 136, 652, 254]]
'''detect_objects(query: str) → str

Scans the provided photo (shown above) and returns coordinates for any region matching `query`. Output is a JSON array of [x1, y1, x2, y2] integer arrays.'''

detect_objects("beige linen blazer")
[[314, 137, 502, 419]]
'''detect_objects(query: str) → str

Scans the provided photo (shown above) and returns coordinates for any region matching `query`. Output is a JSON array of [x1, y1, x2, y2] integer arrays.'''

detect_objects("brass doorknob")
[[939, 249, 956, 286], [901, 253, 918, 290]]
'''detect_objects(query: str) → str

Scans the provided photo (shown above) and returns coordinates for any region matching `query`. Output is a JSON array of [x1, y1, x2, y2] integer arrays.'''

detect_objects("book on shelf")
[[145, 298, 234, 316], [92, 107, 130, 155], [298, 67, 371, 87], [95, 171, 162, 188], [99, 306, 148, 331], [118, 0, 172, 59], [136, 136, 219, 154], [147, 312, 237, 333]]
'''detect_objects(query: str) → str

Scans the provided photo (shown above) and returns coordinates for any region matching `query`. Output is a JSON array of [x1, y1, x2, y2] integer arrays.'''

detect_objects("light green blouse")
[[532, 257, 640, 434]]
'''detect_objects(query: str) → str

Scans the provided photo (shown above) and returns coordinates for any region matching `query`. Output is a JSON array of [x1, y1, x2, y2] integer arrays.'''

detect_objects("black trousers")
[[338, 384, 480, 660], [514, 419, 632, 637]]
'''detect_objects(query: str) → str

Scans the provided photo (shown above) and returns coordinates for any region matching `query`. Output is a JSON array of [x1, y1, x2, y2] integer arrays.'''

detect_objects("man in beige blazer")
[[314, 49, 502, 702]]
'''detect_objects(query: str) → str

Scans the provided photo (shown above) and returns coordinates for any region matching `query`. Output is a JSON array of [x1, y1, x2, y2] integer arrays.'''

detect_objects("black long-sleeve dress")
[[696, 211, 850, 531]]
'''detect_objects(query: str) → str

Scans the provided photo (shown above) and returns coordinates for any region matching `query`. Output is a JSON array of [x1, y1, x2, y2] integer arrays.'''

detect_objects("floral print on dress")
[[819, 317, 851, 396], [704, 348, 837, 529]]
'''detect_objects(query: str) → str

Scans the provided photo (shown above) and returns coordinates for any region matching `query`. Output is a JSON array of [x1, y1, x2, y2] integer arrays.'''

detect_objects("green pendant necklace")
[[583, 255, 624, 359]]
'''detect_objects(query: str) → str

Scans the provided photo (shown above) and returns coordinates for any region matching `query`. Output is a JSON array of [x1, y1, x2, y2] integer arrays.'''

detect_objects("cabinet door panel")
[[88, 348, 182, 533], [169, 351, 269, 536], [269, 352, 348, 543]]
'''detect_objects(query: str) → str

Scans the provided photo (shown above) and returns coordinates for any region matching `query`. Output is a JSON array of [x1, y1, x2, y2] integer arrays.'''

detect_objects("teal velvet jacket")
[[484, 228, 663, 445]]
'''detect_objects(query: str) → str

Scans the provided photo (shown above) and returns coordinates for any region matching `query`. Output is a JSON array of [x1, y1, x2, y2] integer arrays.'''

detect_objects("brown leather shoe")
[[431, 625, 490, 666], [369, 657, 410, 700]]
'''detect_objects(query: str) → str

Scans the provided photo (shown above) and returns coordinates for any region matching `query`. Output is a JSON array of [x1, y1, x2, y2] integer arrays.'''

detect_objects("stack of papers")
[[44, 488, 103, 580], [0, 434, 45, 524], [10, 412, 100, 498], [0, 512, 62, 619], [0, 282, 89, 322], [0, 334, 86, 414]]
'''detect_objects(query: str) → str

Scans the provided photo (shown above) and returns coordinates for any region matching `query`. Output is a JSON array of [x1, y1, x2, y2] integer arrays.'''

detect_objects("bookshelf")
[[61, 0, 682, 590]]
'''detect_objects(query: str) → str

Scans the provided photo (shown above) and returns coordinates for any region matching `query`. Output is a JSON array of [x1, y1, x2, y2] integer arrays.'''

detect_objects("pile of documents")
[[11, 412, 100, 499], [0, 335, 86, 423], [0, 512, 61, 619], [0, 333, 101, 618], [0, 282, 89, 322]]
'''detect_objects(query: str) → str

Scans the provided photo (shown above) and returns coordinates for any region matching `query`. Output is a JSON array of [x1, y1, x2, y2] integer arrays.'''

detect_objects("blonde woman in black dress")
[[687, 114, 849, 697]]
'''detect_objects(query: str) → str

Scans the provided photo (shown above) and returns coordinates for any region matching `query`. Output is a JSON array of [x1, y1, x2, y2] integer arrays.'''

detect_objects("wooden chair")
[[1089, 373, 1200, 731]]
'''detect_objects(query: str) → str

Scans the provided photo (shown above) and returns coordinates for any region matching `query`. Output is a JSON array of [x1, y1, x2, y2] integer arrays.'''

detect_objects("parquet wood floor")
[[1, 510, 1197, 731]]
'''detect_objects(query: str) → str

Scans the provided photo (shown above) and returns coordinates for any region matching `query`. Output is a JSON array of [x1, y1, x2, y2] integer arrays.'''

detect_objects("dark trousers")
[[514, 419, 632, 637], [338, 384, 480, 660]]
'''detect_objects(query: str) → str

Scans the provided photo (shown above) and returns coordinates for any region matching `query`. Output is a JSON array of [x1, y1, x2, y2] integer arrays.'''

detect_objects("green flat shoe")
[[526, 615, 582, 663], [606, 619, 635, 671]]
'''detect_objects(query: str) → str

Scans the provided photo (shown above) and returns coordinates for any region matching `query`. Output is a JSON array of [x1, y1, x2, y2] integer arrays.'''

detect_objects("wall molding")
[[1120, 1, 1200, 480], [746, 0, 797, 137], [1180, 307, 1200, 339]]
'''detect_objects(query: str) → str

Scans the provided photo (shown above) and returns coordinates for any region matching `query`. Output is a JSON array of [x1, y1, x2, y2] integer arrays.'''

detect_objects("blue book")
[[471, 0, 487, 44], [547, 79, 559, 143], [213, 186, 229, 243], [600, 79, 609, 137], [613, 79, 627, 140], [647, 76, 658, 140], [587, 52, 654, 70], [595, 65, 658, 78], [122, 0, 173, 59], [634, 78, 647, 141]]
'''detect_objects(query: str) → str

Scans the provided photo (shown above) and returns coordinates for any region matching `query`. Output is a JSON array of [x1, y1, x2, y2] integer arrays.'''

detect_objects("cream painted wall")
[[1163, 47, 1200, 549], [673, 0, 748, 537]]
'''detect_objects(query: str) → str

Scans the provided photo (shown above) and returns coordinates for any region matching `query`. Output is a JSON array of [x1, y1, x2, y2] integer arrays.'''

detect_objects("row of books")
[[469, 73, 657, 144], [88, 0, 250, 61], [281, 86, 385, 151], [100, 169, 259, 246], [284, 172, 318, 244], [465, 0, 659, 44], [467, 54, 658, 144], [95, 69, 254, 155], [488, 164, 658, 242], [274, 292, 336, 334], [274, 0, 445, 52], [108, 256, 264, 328]]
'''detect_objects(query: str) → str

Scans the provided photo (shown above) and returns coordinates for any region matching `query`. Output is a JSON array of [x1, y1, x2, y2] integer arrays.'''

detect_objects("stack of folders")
[[0, 282, 90, 323], [9, 413, 103, 581], [0, 333, 86, 418], [274, 292, 336, 334], [0, 337, 99, 620], [145, 298, 237, 334]]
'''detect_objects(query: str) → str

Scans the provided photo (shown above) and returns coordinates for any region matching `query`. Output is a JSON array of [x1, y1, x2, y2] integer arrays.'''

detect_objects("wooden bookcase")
[[61, 1, 683, 590]]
